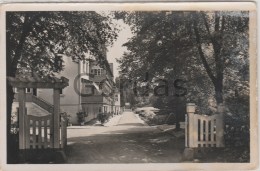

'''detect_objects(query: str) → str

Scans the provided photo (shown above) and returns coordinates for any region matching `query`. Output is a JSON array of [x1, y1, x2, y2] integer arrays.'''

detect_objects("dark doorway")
[[33, 88, 37, 96]]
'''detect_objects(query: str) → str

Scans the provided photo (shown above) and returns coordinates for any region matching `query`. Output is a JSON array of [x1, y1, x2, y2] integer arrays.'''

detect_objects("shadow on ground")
[[116, 123, 145, 126], [66, 127, 185, 163]]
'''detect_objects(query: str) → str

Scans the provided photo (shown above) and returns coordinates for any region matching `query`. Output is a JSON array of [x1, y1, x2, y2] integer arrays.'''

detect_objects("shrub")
[[76, 111, 88, 125], [97, 112, 110, 125]]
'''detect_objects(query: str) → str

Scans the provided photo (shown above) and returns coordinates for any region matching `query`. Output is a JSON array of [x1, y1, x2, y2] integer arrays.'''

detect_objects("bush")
[[76, 111, 88, 125], [224, 94, 249, 147], [60, 112, 72, 126], [97, 112, 111, 125]]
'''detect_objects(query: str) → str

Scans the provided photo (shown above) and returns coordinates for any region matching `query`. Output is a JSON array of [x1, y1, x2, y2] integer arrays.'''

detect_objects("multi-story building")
[[12, 54, 121, 125], [80, 59, 118, 121]]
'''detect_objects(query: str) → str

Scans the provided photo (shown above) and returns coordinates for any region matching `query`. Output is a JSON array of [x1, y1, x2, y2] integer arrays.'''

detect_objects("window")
[[85, 85, 94, 95], [82, 62, 85, 73], [99, 107, 102, 113], [26, 88, 31, 93], [85, 107, 88, 115], [33, 88, 37, 96], [115, 94, 118, 101], [59, 89, 63, 94], [91, 68, 103, 76], [13, 88, 18, 93], [104, 106, 107, 112], [86, 63, 89, 73]]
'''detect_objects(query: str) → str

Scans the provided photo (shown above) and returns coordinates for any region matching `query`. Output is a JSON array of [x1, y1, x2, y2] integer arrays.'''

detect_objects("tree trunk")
[[214, 78, 224, 105], [175, 96, 181, 131], [6, 52, 17, 162], [6, 82, 18, 163], [6, 29, 18, 163], [193, 13, 224, 106], [6, 13, 32, 163]]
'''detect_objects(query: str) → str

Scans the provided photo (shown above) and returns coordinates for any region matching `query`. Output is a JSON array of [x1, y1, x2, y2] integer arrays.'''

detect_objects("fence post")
[[18, 88, 26, 149], [185, 114, 188, 147], [53, 88, 61, 148], [186, 103, 196, 148], [216, 103, 225, 147]]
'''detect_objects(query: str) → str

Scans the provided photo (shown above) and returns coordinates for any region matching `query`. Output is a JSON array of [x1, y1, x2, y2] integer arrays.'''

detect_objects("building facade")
[[80, 60, 118, 121], [12, 54, 121, 125]]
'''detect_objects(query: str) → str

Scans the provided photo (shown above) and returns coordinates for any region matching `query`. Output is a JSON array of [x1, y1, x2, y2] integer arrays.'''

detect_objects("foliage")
[[115, 11, 249, 113], [97, 112, 112, 125], [224, 93, 250, 147], [61, 112, 72, 126], [7, 11, 119, 77], [76, 111, 88, 125]]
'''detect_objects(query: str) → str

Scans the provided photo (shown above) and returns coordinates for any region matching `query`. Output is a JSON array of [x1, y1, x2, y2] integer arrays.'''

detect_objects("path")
[[117, 111, 146, 126], [65, 111, 185, 163]]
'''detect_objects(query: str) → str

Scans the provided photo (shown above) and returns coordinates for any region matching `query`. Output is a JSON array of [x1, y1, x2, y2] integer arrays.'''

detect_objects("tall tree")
[[116, 11, 249, 106], [115, 11, 249, 129], [6, 11, 118, 162]]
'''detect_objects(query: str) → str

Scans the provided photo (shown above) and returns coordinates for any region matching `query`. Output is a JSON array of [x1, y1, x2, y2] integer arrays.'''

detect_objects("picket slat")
[[200, 119, 203, 143], [44, 119, 48, 148], [205, 120, 209, 145], [193, 114, 198, 147], [211, 120, 214, 143], [32, 120, 36, 149], [38, 120, 42, 148]]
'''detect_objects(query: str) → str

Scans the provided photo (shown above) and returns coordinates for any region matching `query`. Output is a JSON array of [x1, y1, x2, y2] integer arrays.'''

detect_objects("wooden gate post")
[[18, 88, 26, 149], [183, 103, 196, 161], [53, 88, 61, 148], [186, 103, 196, 148]]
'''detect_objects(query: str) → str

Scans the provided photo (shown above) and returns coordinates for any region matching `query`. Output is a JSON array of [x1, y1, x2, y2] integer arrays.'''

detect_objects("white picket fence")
[[185, 103, 224, 148]]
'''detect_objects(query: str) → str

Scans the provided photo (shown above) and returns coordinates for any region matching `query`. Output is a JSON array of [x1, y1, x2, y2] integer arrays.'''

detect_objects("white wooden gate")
[[26, 114, 53, 149], [185, 103, 224, 148], [17, 107, 67, 149]]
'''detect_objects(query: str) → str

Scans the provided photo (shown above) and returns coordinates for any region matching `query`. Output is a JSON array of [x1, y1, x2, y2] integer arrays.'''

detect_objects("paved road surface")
[[117, 111, 146, 126], [66, 111, 185, 163]]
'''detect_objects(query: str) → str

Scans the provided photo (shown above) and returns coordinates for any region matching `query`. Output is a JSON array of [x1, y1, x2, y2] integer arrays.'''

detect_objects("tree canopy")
[[116, 11, 249, 110], [7, 11, 119, 77]]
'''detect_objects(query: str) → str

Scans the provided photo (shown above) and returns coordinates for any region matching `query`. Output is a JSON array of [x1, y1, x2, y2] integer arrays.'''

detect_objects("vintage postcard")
[[0, 1, 258, 171]]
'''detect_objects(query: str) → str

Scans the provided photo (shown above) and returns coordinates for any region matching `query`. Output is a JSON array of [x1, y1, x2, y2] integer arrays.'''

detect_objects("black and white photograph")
[[0, 2, 258, 171]]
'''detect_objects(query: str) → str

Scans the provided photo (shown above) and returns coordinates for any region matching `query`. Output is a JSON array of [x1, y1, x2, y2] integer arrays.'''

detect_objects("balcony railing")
[[32, 95, 54, 113]]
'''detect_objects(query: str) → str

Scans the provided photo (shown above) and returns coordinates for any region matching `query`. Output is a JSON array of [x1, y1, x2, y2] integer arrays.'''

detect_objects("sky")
[[106, 19, 133, 79]]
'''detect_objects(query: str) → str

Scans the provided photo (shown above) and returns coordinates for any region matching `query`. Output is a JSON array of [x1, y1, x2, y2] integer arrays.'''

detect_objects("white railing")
[[32, 95, 54, 113], [185, 103, 224, 148]]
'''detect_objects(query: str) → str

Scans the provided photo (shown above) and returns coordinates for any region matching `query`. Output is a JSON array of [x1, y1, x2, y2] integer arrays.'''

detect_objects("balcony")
[[81, 94, 113, 105]]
